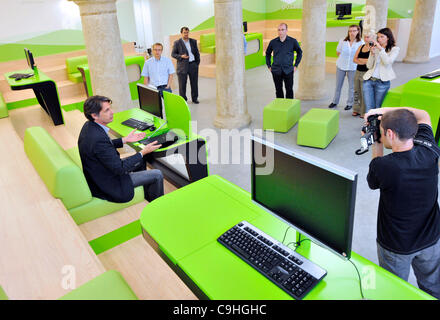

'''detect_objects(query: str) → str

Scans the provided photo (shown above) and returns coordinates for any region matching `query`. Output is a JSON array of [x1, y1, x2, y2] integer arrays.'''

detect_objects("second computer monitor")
[[251, 136, 357, 259], [24, 48, 36, 70], [336, 3, 352, 19], [137, 83, 163, 119]]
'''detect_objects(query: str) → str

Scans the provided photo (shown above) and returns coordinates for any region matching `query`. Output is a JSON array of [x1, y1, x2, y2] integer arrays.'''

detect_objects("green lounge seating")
[[59, 270, 138, 300], [66, 55, 88, 83], [23, 126, 144, 225], [0, 286, 8, 300], [200, 32, 216, 54], [263, 98, 301, 133], [0, 92, 8, 118], [297, 108, 339, 149], [244, 32, 265, 70]]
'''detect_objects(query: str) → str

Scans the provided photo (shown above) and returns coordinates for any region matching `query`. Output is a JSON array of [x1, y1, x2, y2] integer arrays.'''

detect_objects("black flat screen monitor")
[[251, 136, 357, 259], [336, 3, 352, 19], [137, 83, 163, 119], [24, 48, 35, 70]]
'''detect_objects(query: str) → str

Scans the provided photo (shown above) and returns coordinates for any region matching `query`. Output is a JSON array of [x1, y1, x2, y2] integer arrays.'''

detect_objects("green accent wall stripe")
[[88, 220, 143, 255]]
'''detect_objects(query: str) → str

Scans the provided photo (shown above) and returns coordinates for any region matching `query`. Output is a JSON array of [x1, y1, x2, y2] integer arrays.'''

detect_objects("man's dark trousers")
[[272, 71, 294, 99], [177, 61, 198, 102]]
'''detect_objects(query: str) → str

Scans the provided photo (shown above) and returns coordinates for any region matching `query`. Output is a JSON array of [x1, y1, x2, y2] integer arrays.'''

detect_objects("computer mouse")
[[149, 126, 156, 131]]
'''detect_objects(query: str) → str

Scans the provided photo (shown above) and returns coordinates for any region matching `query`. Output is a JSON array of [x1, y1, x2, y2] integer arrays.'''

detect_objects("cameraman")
[[365, 107, 440, 299]]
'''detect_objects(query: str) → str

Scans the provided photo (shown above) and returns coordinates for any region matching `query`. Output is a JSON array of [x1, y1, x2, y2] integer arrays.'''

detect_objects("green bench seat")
[[297, 108, 339, 149], [263, 98, 301, 133], [59, 270, 138, 300], [0, 92, 8, 118], [66, 55, 88, 83], [200, 32, 216, 54], [24, 126, 144, 225]]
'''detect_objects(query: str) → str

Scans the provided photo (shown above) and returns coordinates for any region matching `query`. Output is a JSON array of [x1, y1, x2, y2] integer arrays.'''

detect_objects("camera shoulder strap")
[[413, 138, 440, 158]]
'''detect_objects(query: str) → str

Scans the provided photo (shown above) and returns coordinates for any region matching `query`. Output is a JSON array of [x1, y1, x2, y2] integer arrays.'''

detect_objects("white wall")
[[0, 0, 137, 44], [429, 0, 440, 58], [0, 0, 81, 43]]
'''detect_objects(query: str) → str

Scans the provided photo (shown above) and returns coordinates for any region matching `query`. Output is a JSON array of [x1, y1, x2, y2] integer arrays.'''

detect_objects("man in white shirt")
[[141, 42, 175, 97], [171, 27, 201, 104]]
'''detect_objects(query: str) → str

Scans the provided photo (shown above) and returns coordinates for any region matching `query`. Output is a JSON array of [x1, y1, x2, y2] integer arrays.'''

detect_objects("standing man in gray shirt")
[[171, 27, 201, 104]]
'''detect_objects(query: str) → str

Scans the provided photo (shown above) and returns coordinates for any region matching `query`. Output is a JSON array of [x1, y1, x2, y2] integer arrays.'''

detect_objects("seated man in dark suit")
[[78, 95, 163, 203]]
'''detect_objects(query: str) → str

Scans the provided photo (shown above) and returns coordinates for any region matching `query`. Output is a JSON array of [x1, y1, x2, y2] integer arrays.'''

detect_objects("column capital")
[[69, 0, 117, 16]]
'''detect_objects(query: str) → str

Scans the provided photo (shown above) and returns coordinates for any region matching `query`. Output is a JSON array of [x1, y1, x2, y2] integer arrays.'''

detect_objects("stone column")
[[213, 0, 251, 129], [404, 0, 437, 63], [71, 0, 133, 112], [296, 0, 327, 100], [365, 0, 389, 32]]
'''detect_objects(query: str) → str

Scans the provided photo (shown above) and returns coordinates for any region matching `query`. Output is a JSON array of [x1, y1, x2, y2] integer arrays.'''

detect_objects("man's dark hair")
[[180, 26, 189, 33], [381, 109, 418, 140], [83, 95, 112, 122]]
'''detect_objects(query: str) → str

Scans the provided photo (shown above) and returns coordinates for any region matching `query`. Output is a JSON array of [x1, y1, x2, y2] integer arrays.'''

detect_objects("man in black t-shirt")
[[365, 107, 440, 299], [265, 23, 302, 99]]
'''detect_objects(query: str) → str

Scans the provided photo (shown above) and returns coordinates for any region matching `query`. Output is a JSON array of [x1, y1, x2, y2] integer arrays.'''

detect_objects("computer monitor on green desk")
[[137, 83, 163, 122], [251, 136, 357, 259]]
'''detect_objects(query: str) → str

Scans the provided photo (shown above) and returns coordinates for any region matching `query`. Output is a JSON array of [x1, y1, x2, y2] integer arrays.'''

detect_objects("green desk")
[[140, 175, 435, 300], [4, 68, 64, 125], [108, 107, 209, 187], [382, 74, 440, 143]]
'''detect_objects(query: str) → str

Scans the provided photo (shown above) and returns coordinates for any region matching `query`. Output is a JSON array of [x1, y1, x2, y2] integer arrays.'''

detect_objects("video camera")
[[355, 114, 382, 155]]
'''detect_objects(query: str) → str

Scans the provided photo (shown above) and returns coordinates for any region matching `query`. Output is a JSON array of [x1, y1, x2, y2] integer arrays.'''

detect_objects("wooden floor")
[[0, 105, 196, 300]]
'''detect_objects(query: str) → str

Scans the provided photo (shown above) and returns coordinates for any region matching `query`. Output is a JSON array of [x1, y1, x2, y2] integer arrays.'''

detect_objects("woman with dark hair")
[[362, 27, 400, 112], [352, 30, 374, 117], [328, 25, 363, 111]]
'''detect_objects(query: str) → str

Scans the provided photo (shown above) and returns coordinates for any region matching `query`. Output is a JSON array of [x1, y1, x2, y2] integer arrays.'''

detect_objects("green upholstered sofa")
[[200, 32, 216, 54], [23, 126, 144, 225], [66, 55, 88, 83], [0, 92, 8, 118], [59, 270, 138, 300]]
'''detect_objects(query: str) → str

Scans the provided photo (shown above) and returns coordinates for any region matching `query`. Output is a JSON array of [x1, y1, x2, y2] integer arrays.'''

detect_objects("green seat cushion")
[[0, 286, 8, 300], [59, 270, 138, 300], [297, 108, 339, 149], [200, 33, 216, 53], [24, 127, 92, 209], [68, 72, 83, 83], [66, 55, 88, 73], [263, 98, 301, 133], [0, 92, 8, 118], [66, 55, 88, 83], [68, 186, 144, 225]]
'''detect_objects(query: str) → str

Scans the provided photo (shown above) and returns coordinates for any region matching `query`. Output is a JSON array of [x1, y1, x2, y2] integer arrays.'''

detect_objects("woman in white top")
[[362, 27, 400, 112], [329, 25, 363, 110]]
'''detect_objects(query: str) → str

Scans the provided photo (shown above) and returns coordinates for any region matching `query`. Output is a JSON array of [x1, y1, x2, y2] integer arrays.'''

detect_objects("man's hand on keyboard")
[[140, 140, 162, 156], [122, 129, 146, 144]]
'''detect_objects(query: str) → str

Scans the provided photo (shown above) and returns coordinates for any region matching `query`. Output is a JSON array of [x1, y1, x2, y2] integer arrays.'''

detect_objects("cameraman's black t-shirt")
[[367, 124, 440, 254]]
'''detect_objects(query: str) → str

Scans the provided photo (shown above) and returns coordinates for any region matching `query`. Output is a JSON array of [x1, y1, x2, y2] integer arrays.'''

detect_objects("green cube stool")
[[297, 108, 339, 149], [263, 98, 301, 133]]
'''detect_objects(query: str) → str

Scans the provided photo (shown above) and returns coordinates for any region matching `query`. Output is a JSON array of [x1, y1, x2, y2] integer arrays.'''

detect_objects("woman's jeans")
[[362, 78, 390, 112], [332, 67, 355, 106]]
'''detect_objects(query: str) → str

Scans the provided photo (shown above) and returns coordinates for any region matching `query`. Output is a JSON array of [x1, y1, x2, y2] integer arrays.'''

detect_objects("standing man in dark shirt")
[[171, 27, 201, 104], [365, 107, 440, 299], [266, 23, 302, 99]]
